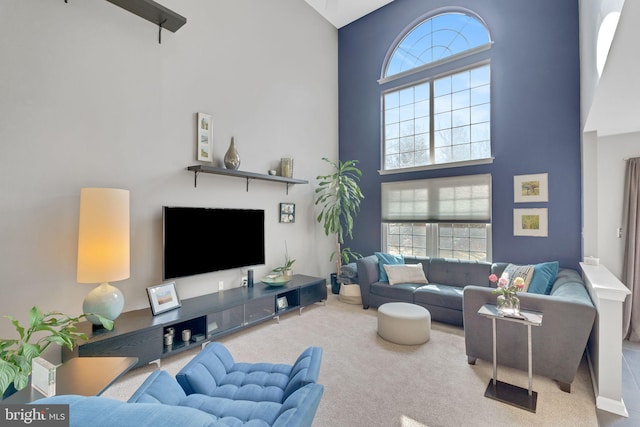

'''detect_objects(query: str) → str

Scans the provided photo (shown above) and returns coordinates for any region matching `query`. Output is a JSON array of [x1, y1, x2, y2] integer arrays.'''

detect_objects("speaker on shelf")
[[248, 269, 254, 287]]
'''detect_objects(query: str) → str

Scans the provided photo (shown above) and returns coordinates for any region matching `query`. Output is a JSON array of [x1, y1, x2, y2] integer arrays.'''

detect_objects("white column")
[[581, 262, 631, 416]]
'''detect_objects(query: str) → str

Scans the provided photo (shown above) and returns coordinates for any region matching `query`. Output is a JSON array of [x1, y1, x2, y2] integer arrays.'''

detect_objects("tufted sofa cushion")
[[179, 393, 283, 426], [413, 284, 464, 310], [127, 368, 324, 427], [176, 343, 322, 403], [177, 383, 324, 427], [423, 258, 493, 288], [37, 378, 324, 427]]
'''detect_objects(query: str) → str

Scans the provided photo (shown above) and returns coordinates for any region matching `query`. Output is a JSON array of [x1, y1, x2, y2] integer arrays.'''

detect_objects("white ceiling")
[[304, 0, 394, 28]]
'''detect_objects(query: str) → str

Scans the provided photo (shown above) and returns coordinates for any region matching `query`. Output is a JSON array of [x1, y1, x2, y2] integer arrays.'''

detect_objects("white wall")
[[579, 0, 626, 270], [579, 1, 635, 413], [595, 132, 639, 277], [579, 0, 625, 131], [0, 0, 338, 338]]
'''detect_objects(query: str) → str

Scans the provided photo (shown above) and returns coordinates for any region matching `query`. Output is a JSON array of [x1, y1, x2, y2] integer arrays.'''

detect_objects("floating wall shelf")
[[187, 165, 308, 194], [105, 0, 186, 43]]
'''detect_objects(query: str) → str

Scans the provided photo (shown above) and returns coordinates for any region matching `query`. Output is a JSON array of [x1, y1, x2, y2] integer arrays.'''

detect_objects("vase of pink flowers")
[[489, 272, 524, 316]]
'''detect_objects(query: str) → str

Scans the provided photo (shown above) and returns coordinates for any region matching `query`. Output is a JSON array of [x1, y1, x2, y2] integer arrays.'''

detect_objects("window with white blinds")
[[381, 174, 492, 223]]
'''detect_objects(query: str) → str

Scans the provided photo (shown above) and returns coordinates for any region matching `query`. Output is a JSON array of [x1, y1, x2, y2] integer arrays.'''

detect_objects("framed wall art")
[[513, 208, 548, 237], [513, 173, 548, 203], [279, 203, 295, 223], [147, 281, 181, 315], [197, 113, 213, 162]]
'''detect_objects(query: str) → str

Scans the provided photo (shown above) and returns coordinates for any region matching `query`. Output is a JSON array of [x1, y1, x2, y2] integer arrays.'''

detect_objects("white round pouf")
[[377, 302, 431, 345]]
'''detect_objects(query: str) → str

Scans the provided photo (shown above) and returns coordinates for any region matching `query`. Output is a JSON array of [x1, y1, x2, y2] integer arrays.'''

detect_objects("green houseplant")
[[315, 157, 364, 293], [272, 257, 295, 276], [0, 306, 113, 398], [272, 241, 296, 277]]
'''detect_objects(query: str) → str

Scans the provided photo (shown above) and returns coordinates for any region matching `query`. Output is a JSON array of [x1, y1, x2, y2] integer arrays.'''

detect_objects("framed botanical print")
[[514, 208, 548, 237], [514, 173, 548, 203]]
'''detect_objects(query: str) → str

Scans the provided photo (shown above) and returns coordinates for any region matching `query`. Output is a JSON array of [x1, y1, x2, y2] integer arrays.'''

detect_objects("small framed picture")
[[279, 203, 295, 223], [276, 296, 289, 311], [514, 208, 548, 237], [197, 113, 213, 162], [147, 282, 181, 315], [514, 173, 548, 203]]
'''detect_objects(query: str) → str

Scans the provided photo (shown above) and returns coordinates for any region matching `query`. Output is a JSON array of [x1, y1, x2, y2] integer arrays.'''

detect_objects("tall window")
[[379, 10, 493, 261], [381, 12, 492, 171], [381, 175, 492, 261]]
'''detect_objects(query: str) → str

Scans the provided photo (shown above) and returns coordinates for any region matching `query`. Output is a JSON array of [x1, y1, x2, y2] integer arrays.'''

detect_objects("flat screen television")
[[163, 206, 265, 280]]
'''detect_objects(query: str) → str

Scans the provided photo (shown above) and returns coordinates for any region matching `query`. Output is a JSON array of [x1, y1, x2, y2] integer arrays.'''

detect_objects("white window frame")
[[381, 63, 492, 173], [380, 11, 493, 174], [382, 223, 492, 261]]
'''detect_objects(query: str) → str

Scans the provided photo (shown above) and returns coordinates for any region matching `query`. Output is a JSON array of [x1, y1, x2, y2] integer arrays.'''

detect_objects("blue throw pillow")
[[527, 261, 559, 295], [374, 252, 404, 282]]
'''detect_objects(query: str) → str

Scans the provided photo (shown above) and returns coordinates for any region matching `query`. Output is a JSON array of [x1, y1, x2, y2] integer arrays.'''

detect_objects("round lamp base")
[[83, 282, 124, 325]]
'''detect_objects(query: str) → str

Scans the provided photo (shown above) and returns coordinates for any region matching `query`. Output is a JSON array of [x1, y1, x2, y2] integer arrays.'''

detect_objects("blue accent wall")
[[338, 0, 582, 269]]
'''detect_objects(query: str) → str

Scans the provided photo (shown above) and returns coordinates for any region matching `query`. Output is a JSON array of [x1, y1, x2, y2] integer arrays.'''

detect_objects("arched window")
[[380, 11, 493, 261], [381, 11, 492, 171], [385, 12, 491, 78]]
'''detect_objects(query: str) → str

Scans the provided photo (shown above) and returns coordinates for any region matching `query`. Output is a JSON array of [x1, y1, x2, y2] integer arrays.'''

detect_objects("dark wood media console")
[[63, 275, 327, 368]]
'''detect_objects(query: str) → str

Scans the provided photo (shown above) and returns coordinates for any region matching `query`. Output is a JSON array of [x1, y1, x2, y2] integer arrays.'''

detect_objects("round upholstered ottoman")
[[377, 302, 431, 345]]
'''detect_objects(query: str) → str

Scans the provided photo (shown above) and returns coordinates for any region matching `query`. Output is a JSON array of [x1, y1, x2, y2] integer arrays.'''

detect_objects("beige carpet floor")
[[102, 292, 597, 426]]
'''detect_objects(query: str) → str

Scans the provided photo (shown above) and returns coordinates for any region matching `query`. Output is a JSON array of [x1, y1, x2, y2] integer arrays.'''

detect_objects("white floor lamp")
[[77, 188, 130, 326]]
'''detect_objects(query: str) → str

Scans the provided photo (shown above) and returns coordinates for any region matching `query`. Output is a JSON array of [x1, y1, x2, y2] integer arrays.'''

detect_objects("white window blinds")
[[381, 174, 492, 223]]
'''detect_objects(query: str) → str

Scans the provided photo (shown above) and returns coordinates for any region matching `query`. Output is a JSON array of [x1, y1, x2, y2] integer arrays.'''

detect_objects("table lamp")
[[77, 188, 130, 326]]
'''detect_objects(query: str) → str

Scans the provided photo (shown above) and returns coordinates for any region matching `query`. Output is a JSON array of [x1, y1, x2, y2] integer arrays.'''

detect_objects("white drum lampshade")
[[77, 188, 130, 325]]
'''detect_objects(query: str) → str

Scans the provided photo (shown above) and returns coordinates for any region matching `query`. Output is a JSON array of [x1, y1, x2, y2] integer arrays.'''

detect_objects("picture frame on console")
[[513, 208, 548, 237], [147, 282, 181, 315], [513, 173, 548, 203], [276, 296, 288, 311], [197, 112, 213, 162]]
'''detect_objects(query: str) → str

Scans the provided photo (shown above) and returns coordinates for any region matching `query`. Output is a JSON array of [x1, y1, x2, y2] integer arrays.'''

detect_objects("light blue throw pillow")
[[374, 252, 404, 282], [527, 261, 559, 295]]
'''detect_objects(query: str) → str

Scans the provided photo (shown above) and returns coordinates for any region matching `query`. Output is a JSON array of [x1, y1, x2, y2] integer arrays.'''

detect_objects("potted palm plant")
[[0, 306, 113, 399], [315, 157, 364, 294]]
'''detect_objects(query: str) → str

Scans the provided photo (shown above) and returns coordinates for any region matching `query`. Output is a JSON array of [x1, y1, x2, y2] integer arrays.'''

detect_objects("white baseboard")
[[597, 396, 629, 417], [587, 350, 629, 417]]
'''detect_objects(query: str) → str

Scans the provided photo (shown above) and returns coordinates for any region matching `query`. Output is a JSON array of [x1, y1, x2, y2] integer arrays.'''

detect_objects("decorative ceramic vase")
[[497, 294, 520, 316], [164, 333, 173, 346], [280, 157, 293, 177], [224, 137, 240, 170], [282, 268, 293, 277]]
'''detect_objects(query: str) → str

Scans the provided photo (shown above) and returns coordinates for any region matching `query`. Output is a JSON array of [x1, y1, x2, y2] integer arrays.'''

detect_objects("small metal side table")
[[477, 304, 543, 413]]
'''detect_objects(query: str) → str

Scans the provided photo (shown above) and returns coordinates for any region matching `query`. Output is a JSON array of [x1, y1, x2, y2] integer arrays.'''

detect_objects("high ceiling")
[[304, 0, 394, 28]]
